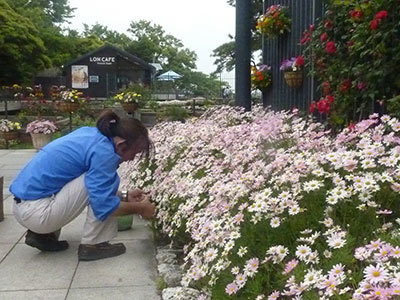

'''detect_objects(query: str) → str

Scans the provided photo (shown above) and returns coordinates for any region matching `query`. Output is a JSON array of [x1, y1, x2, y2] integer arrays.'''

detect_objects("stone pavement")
[[0, 150, 160, 300]]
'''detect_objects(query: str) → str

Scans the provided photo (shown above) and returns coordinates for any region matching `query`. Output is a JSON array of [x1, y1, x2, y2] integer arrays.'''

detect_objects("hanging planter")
[[121, 102, 138, 114], [280, 56, 305, 88], [251, 64, 272, 91], [256, 5, 291, 38], [284, 71, 304, 88]]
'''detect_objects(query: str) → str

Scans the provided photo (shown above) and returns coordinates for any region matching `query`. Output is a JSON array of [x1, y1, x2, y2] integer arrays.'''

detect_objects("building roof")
[[63, 44, 156, 72]]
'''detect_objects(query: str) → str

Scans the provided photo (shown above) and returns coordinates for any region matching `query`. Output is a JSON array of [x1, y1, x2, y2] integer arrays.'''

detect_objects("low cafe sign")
[[89, 56, 116, 65]]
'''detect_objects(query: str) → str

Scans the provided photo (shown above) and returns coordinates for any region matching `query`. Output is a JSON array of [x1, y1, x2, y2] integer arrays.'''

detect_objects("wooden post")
[[0, 176, 4, 222]]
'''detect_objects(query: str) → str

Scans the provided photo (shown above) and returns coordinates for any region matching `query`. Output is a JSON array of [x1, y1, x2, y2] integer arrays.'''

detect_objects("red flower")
[[309, 101, 317, 113], [348, 122, 356, 131], [325, 41, 337, 54], [300, 32, 310, 44], [324, 20, 333, 30], [357, 81, 367, 91], [325, 95, 335, 104], [339, 79, 352, 92], [350, 9, 363, 20], [309, 24, 315, 31], [317, 99, 331, 114], [320, 33, 328, 42], [295, 56, 304, 67], [375, 10, 388, 20], [370, 19, 380, 30]]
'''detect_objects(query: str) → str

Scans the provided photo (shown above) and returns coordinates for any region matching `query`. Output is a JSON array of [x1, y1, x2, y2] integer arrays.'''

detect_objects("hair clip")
[[110, 119, 116, 124]]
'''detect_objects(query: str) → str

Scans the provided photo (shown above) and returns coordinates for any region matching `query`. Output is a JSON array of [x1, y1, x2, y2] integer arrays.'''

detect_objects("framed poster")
[[71, 65, 89, 89]]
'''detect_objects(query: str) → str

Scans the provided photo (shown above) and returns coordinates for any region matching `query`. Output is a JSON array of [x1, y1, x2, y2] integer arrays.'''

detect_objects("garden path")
[[0, 149, 160, 300]]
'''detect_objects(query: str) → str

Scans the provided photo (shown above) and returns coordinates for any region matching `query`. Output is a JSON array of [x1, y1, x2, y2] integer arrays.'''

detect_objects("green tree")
[[127, 20, 197, 73], [83, 23, 131, 49], [7, 0, 75, 24], [178, 71, 226, 98], [211, 0, 263, 73], [0, 0, 50, 84]]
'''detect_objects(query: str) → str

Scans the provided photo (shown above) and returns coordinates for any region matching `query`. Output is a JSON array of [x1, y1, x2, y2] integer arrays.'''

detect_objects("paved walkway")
[[0, 150, 160, 300]]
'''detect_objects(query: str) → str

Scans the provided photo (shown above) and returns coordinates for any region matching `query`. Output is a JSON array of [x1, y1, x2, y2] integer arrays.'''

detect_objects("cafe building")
[[63, 44, 155, 98]]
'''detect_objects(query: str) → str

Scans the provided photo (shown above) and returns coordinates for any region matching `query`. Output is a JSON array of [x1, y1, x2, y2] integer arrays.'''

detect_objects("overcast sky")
[[68, 0, 235, 79]]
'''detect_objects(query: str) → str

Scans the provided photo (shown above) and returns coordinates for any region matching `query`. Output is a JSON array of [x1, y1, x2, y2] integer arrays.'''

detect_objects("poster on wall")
[[71, 65, 89, 89]]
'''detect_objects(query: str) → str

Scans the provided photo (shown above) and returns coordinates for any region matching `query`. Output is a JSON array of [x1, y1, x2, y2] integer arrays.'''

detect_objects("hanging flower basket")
[[0, 131, 19, 141], [256, 5, 291, 38], [121, 102, 138, 114], [59, 102, 80, 113], [284, 71, 304, 88], [251, 64, 272, 91]]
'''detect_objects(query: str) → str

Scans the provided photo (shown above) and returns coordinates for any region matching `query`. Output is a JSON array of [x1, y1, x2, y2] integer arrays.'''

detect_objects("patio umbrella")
[[157, 70, 182, 81]]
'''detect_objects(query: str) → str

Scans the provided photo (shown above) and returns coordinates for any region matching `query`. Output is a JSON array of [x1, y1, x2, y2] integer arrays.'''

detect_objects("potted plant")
[[114, 91, 142, 114], [251, 64, 272, 91], [280, 56, 305, 88], [58, 90, 83, 113], [256, 5, 291, 38], [26, 119, 57, 150], [0, 119, 21, 141]]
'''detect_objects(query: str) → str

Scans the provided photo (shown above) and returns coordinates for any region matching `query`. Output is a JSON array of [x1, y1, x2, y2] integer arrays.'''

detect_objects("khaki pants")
[[13, 174, 117, 245]]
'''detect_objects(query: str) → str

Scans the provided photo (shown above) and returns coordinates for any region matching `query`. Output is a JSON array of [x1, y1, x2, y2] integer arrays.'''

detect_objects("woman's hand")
[[137, 200, 155, 219], [127, 188, 148, 202]]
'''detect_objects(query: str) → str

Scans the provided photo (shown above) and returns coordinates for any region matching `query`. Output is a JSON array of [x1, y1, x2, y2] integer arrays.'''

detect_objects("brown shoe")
[[78, 242, 126, 261], [25, 230, 69, 252]]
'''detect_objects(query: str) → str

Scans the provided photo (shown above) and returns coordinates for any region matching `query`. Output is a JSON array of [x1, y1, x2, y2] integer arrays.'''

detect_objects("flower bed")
[[121, 107, 400, 299]]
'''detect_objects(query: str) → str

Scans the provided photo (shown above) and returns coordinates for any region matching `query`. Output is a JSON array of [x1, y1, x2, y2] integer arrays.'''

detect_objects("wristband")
[[121, 190, 128, 202]]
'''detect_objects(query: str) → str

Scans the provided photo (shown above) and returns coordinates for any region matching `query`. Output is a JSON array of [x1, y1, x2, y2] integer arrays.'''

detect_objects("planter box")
[[140, 110, 157, 127]]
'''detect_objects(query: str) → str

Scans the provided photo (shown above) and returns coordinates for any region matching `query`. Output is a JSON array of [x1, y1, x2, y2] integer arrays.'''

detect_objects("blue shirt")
[[10, 127, 121, 221]]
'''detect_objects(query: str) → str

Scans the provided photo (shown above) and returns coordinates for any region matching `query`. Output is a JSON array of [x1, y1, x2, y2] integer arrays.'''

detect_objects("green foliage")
[[159, 106, 189, 122], [127, 20, 197, 73], [211, 0, 263, 73], [0, 0, 50, 84], [303, 0, 400, 125]]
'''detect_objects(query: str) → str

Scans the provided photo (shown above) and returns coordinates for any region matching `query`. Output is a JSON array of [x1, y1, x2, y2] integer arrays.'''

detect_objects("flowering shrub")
[[121, 107, 400, 299], [256, 5, 291, 37], [280, 56, 304, 72], [251, 64, 272, 90], [59, 90, 84, 103], [49, 85, 66, 100], [114, 91, 142, 104], [26, 120, 57, 135], [0, 119, 21, 132], [302, 0, 400, 126]]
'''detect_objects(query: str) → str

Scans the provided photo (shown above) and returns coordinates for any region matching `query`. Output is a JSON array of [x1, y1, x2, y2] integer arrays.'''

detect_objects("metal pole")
[[235, 0, 252, 111], [261, 0, 268, 107]]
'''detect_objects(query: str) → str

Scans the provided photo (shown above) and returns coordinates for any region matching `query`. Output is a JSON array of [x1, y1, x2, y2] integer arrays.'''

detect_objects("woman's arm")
[[112, 200, 155, 219]]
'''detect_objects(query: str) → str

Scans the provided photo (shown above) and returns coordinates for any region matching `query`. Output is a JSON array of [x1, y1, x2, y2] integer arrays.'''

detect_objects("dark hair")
[[96, 109, 153, 158]]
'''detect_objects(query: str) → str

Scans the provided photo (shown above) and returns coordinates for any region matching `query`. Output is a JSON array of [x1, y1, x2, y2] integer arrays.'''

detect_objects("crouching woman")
[[10, 109, 155, 261]]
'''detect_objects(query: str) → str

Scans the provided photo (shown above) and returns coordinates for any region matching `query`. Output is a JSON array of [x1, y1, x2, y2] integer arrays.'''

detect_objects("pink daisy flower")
[[364, 265, 388, 284], [225, 282, 238, 295], [282, 259, 298, 275]]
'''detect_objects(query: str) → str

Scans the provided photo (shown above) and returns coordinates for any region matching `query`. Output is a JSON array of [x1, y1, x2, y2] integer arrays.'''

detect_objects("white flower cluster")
[[120, 107, 400, 299]]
